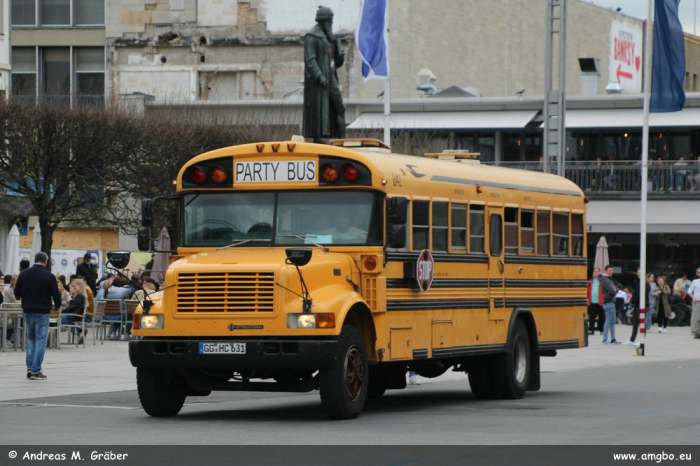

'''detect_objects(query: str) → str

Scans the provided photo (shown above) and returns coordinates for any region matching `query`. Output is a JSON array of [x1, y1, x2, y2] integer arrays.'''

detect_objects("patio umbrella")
[[593, 235, 609, 273], [30, 223, 42, 260], [3, 225, 20, 274], [153, 227, 171, 274]]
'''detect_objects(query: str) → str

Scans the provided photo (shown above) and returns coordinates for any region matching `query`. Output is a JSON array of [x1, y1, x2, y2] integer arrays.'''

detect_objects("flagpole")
[[383, 6, 390, 147], [638, 0, 654, 357], [383, 79, 390, 146]]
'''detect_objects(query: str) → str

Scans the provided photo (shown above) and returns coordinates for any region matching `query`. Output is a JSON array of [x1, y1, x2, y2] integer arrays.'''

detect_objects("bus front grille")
[[177, 272, 275, 313]]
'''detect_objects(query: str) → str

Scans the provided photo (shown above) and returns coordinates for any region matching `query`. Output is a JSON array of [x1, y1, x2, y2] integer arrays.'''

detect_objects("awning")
[[347, 110, 541, 131], [565, 107, 700, 129]]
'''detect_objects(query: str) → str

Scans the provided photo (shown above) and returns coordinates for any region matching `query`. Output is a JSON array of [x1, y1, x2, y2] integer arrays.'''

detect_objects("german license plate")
[[199, 343, 246, 354]]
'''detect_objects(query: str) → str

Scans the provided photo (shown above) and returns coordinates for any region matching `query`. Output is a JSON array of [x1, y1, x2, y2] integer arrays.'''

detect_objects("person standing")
[[14, 252, 62, 380], [145, 254, 155, 272], [686, 267, 700, 339], [646, 273, 659, 332], [587, 267, 604, 335], [656, 276, 672, 333], [76, 253, 97, 296], [623, 268, 650, 346], [600, 265, 620, 344]]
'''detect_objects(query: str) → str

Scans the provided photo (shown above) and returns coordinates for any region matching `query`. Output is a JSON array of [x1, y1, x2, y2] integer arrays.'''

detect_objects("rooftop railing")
[[484, 160, 700, 193]]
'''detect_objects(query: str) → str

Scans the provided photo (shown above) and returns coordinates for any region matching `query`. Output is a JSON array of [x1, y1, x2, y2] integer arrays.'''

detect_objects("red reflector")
[[342, 164, 359, 182], [322, 164, 339, 182], [192, 168, 207, 184], [584, 197, 590, 203]]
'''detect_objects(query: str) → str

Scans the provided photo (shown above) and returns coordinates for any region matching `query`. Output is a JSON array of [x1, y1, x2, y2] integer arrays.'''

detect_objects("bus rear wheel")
[[492, 319, 531, 399], [136, 368, 186, 417], [319, 325, 368, 419]]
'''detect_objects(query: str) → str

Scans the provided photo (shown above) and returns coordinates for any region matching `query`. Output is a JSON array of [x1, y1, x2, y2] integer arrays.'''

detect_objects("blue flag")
[[356, 0, 389, 82], [650, 0, 686, 113]]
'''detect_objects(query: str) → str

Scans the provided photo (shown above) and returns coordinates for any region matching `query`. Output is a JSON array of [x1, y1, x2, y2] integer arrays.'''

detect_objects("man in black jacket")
[[76, 253, 97, 296], [623, 267, 651, 346], [14, 252, 62, 380]]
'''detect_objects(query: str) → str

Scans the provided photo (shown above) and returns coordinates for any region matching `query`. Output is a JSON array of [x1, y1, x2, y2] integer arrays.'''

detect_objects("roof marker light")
[[342, 164, 360, 182], [211, 167, 227, 184], [256, 143, 265, 152], [192, 168, 207, 184], [271, 143, 280, 152]]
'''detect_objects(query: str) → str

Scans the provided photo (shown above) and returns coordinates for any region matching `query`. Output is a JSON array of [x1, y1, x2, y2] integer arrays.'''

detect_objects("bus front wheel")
[[492, 319, 531, 399], [136, 368, 187, 417], [319, 325, 368, 419]]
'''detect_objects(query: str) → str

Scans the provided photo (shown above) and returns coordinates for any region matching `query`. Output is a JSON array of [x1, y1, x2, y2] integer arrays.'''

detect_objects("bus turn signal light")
[[322, 164, 339, 182], [342, 164, 360, 182], [476, 185, 483, 193], [363, 256, 377, 271], [192, 168, 207, 184], [315, 313, 335, 328], [211, 167, 228, 184]]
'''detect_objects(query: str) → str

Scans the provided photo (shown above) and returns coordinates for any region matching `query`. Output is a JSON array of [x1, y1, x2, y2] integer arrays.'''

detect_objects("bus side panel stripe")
[[387, 299, 490, 311], [431, 175, 583, 197]]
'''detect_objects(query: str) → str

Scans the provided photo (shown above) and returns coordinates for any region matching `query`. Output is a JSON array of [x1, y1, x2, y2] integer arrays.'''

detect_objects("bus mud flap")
[[527, 353, 541, 391]]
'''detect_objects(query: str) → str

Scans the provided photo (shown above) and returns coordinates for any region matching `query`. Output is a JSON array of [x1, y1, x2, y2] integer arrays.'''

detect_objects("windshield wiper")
[[277, 234, 329, 251], [217, 238, 271, 250]]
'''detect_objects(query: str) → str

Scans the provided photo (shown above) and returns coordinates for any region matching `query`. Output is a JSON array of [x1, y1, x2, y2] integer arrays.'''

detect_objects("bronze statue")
[[302, 6, 346, 142]]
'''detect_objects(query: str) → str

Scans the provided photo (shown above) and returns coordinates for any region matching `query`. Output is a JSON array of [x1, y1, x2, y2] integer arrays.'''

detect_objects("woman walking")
[[656, 276, 672, 333]]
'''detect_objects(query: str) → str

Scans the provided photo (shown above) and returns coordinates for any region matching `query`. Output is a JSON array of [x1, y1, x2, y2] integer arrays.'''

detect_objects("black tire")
[[319, 325, 368, 420], [492, 319, 531, 399], [366, 365, 387, 399], [136, 368, 186, 417], [468, 356, 498, 400], [668, 304, 687, 327]]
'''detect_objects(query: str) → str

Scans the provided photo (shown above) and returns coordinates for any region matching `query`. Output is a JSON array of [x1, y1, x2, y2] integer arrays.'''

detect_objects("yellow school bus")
[[126, 138, 588, 420]]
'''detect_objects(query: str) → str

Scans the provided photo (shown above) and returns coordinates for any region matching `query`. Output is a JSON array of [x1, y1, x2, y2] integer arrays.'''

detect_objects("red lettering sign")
[[416, 249, 434, 291]]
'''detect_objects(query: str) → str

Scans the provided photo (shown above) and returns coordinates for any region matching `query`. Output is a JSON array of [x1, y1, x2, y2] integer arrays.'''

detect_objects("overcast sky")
[[586, 0, 699, 35]]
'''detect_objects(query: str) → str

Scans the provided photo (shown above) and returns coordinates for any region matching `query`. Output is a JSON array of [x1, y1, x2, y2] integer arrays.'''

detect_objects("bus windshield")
[[183, 190, 383, 247]]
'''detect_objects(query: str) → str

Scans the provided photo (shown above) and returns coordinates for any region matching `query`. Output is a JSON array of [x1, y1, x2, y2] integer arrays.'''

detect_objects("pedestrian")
[[145, 254, 155, 272], [13, 252, 62, 380], [623, 268, 650, 346], [686, 267, 700, 339], [656, 276, 672, 333], [587, 267, 604, 335], [19, 258, 30, 273], [673, 273, 691, 296], [76, 253, 97, 296], [600, 265, 621, 344], [646, 273, 659, 332]]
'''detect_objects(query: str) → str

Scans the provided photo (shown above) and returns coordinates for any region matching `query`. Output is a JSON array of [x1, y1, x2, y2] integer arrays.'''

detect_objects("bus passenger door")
[[488, 207, 505, 321]]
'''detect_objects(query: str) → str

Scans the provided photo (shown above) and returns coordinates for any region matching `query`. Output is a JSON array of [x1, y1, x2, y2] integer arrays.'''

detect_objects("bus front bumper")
[[129, 338, 339, 371]]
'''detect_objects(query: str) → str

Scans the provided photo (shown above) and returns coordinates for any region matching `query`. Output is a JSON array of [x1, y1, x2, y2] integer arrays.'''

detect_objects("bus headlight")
[[287, 313, 335, 329], [140, 314, 164, 330]]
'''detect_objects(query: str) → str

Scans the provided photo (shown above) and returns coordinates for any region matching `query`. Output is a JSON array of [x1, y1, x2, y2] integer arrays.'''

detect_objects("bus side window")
[[536, 210, 550, 256], [504, 207, 518, 255], [552, 212, 569, 256], [451, 203, 467, 251], [432, 202, 448, 252], [521, 210, 535, 254], [571, 213, 584, 257], [470, 205, 485, 253], [489, 213, 503, 257], [412, 200, 429, 250]]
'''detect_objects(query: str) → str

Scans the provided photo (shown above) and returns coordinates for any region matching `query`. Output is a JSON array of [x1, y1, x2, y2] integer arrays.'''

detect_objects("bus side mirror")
[[388, 224, 406, 249], [142, 199, 154, 227], [137, 227, 151, 251], [106, 251, 131, 270], [389, 197, 408, 224]]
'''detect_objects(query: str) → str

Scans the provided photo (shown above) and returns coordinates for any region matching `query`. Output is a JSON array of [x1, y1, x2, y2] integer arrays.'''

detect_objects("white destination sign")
[[236, 161, 316, 183]]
